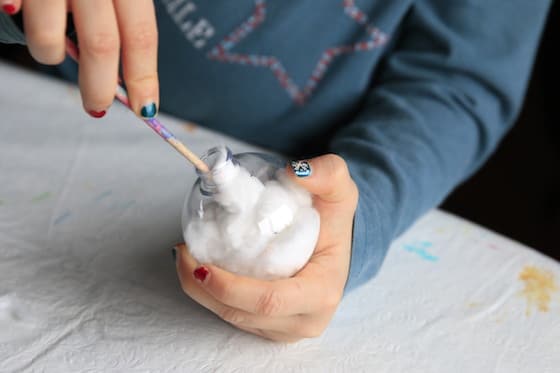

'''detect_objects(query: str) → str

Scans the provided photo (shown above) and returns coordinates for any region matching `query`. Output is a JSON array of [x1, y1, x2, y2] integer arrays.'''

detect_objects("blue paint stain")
[[108, 199, 136, 212], [121, 200, 136, 209], [403, 241, 438, 262], [94, 190, 113, 202], [54, 211, 72, 225]]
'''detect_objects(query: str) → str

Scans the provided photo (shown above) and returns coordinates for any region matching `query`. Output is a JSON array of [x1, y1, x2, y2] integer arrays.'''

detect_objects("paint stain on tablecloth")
[[31, 192, 52, 203], [519, 266, 558, 315], [183, 122, 198, 133]]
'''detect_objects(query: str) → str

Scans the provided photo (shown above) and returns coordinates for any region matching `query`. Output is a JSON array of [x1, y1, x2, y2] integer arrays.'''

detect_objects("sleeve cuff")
[[344, 185, 389, 293], [0, 14, 25, 44]]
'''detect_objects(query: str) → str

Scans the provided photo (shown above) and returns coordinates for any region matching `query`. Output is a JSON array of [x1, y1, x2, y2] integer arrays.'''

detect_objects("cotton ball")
[[256, 181, 296, 236], [255, 206, 319, 279], [211, 153, 265, 214], [183, 147, 320, 280], [275, 170, 314, 208], [186, 219, 221, 264]]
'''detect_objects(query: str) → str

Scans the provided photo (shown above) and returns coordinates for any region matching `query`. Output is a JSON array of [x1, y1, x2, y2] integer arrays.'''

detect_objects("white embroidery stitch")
[[161, 0, 215, 49]]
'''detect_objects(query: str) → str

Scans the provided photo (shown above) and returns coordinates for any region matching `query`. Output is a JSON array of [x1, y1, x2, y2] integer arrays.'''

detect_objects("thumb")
[[286, 154, 358, 205]]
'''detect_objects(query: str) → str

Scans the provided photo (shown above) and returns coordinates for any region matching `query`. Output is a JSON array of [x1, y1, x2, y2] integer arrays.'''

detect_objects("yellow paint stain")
[[183, 122, 198, 133], [467, 302, 480, 309], [519, 266, 558, 315]]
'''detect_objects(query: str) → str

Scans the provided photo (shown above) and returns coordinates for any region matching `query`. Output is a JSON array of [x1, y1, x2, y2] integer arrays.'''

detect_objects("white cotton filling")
[[185, 159, 320, 280]]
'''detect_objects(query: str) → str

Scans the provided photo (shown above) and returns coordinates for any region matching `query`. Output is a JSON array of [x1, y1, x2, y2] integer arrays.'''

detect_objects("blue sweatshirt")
[[0, 0, 551, 291]]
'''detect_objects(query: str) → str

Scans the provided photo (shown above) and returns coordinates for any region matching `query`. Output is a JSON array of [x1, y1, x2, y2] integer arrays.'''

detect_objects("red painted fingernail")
[[87, 110, 106, 118], [193, 266, 209, 283], [2, 4, 17, 14]]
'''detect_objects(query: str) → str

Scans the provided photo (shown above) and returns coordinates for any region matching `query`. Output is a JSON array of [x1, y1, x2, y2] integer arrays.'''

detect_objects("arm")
[[333, 0, 552, 291], [173, 1, 551, 342]]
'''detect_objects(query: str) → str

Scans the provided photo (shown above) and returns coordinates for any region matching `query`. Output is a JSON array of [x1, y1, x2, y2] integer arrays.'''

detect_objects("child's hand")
[[174, 154, 358, 342], [3, 0, 159, 119]]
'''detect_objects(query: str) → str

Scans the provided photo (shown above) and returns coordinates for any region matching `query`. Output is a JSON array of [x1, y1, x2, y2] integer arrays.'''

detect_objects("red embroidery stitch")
[[208, 0, 388, 105]]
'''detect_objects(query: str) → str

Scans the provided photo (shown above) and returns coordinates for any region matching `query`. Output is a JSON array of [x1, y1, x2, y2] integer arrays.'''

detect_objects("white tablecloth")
[[1, 62, 559, 372]]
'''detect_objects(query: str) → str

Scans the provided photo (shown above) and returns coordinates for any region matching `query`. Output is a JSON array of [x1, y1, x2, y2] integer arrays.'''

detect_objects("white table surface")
[[1, 62, 559, 373]]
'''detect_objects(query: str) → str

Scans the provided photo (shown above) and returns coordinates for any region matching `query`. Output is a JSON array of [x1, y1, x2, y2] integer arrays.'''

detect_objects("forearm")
[[337, 0, 552, 291]]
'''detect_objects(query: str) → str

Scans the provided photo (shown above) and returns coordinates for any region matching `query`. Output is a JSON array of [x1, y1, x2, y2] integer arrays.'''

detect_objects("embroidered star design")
[[207, 0, 388, 105]]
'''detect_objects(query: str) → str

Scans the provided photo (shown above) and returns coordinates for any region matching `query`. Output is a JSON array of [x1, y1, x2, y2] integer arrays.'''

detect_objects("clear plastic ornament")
[[181, 146, 320, 279]]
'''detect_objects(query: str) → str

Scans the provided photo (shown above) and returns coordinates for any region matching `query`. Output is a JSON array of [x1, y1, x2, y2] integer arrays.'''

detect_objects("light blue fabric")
[[0, 0, 552, 291]]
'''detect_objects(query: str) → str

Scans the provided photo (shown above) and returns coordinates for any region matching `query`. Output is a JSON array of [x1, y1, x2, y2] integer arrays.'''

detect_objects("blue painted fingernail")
[[140, 102, 158, 119], [291, 160, 311, 177], [172, 247, 177, 262]]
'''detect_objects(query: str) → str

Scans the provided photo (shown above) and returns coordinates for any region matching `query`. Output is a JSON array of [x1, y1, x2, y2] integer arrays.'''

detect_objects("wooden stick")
[[65, 39, 210, 174], [168, 138, 210, 173]]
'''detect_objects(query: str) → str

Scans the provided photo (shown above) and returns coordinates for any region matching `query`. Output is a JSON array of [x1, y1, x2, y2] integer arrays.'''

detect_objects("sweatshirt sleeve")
[[334, 1, 552, 292], [0, 14, 25, 44]]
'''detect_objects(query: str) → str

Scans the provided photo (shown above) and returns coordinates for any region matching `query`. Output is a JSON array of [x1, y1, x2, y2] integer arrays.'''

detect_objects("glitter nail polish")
[[290, 160, 311, 177]]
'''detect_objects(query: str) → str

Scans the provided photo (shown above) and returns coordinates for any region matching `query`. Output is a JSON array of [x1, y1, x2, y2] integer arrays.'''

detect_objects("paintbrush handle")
[[65, 39, 209, 174]]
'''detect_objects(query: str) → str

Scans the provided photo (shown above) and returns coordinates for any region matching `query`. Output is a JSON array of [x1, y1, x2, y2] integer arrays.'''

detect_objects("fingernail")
[[2, 4, 17, 15], [87, 110, 106, 118], [193, 266, 209, 283], [290, 160, 311, 177], [140, 102, 158, 119], [171, 247, 177, 262]]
